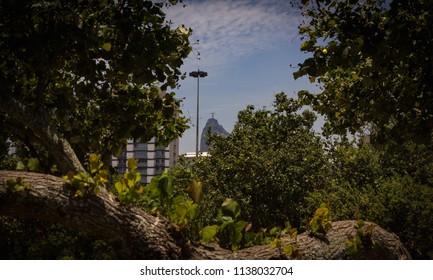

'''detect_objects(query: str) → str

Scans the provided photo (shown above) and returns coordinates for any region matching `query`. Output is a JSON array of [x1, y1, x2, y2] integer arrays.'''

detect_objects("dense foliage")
[[308, 140, 433, 259], [0, 0, 191, 259], [171, 96, 433, 258], [0, 217, 116, 259], [295, 0, 433, 143], [173, 93, 331, 230], [1, 0, 432, 260], [287, 0, 433, 259], [0, 0, 191, 172]]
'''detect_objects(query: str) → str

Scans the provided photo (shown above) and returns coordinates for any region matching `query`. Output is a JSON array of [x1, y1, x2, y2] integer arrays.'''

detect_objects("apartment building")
[[112, 137, 179, 184]]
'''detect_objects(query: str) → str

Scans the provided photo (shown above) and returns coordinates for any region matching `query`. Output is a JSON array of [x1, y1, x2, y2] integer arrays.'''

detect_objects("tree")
[[0, 0, 411, 260], [0, 170, 411, 259], [0, 0, 190, 173], [292, 0, 433, 258], [307, 139, 433, 259], [295, 0, 433, 143], [183, 93, 331, 229]]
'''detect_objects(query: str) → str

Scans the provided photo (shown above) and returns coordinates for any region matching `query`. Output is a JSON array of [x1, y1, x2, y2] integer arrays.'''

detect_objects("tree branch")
[[0, 171, 411, 260], [0, 96, 85, 174]]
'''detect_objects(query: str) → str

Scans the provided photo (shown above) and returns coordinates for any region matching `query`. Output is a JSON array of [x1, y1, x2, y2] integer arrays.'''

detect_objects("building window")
[[134, 150, 147, 158]]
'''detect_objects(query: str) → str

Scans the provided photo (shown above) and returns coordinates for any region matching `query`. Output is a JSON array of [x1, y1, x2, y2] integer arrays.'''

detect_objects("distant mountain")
[[200, 117, 230, 152]]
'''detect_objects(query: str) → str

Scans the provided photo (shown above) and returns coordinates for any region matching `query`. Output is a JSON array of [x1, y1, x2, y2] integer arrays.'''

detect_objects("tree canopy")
[[0, 0, 191, 173], [0, 0, 416, 260], [295, 0, 433, 143], [180, 93, 330, 229]]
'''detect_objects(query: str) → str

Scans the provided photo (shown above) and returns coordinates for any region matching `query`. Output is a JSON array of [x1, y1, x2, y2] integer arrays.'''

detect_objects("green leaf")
[[187, 179, 203, 203], [234, 220, 247, 233], [158, 173, 173, 197], [270, 226, 282, 237], [301, 40, 314, 51], [221, 198, 241, 219], [176, 204, 187, 219], [89, 154, 101, 174], [127, 158, 137, 171], [269, 238, 281, 249], [218, 220, 233, 232], [75, 189, 84, 198], [230, 220, 247, 249], [201, 225, 219, 243], [6, 179, 16, 189], [243, 231, 256, 247], [115, 181, 125, 195], [283, 244, 294, 256], [16, 161, 26, 171], [50, 165, 58, 174], [102, 42, 112, 51], [315, 207, 329, 217], [27, 158, 40, 172], [327, 19, 336, 28], [186, 201, 198, 220], [172, 195, 185, 205]]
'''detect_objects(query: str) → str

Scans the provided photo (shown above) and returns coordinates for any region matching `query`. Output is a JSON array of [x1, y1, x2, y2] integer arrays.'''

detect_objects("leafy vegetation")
[[200, 198, 299, 257], [138, 170, 200, 232], [176, 93, 331, 230], [0, 217, 116, 260], [0, 0, 191, 173], [64, 154, 108, 197], [307, 203, 332, 238], [307, 139, 433, 259], [0, 0, 191, 259], [295, 0, 433, 143], [200, 199, 255, 250], [345, 220, 376, 258], [1, 0, 433, 260], [5, 177, 30, 193]]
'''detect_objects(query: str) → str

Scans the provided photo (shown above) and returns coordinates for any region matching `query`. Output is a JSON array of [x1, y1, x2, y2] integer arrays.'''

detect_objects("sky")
[[163, 0, 319, 154]]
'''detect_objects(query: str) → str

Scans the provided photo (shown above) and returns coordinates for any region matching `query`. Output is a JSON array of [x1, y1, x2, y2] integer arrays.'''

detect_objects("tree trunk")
[[0, 96, 85, 174], [0, 171, 411, 260]]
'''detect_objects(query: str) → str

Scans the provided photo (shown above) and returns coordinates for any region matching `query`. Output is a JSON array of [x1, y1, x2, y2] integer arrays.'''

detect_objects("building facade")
[[112, 137, 179, 184]]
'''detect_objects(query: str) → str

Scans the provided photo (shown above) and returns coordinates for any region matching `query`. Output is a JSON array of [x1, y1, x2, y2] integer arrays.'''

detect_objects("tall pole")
[[189, 70, 207, 158], [196, 75, 200, 158]]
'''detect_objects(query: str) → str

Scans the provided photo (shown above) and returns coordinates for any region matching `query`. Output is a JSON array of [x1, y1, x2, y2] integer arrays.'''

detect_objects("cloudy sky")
[[164, 0, 319, 154]]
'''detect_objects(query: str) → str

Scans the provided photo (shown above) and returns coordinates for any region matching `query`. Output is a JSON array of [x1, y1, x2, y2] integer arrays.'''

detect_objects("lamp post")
[[189, 70, 207, 158]]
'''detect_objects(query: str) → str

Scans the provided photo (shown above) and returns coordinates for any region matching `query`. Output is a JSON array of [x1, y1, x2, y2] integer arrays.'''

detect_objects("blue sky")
[[164, 0, 319, 154]]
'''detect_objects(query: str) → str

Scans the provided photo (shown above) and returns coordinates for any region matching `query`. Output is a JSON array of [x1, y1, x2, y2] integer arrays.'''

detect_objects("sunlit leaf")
[[201, 225, 219, 243], [283, 244, 293, 256], [27, 157, 40, 172], [102, 42, 112, 51], [221, 198, 241, 219], [127, 158, 137, 171], [187, 179, 203, 203], [16, 161, 25, 171]]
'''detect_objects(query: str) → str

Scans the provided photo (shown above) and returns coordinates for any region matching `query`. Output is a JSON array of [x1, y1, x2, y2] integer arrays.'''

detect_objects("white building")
[[112, 137, 179, 184]]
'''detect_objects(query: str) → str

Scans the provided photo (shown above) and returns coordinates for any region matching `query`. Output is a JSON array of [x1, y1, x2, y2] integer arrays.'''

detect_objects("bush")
[[308, 140, 433, 259], [174, 93, 332, 230]]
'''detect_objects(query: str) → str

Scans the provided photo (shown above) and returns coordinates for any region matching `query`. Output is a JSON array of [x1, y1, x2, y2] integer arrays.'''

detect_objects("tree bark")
[[0, 171, 411, 260], [0, 95, 85, 174]]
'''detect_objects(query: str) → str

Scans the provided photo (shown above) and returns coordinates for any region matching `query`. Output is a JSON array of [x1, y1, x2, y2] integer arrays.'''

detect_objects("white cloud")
[[164, 0, 301, 71]]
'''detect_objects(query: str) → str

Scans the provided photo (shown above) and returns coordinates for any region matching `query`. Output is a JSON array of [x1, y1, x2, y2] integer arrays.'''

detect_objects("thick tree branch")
[[0, 96, 85, 174], [0, 171, 411, 260], [0, 171, 183, 259]]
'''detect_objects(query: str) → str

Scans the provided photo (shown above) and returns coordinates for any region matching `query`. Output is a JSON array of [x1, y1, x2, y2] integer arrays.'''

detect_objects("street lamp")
[[189, 70, 207, 158]]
